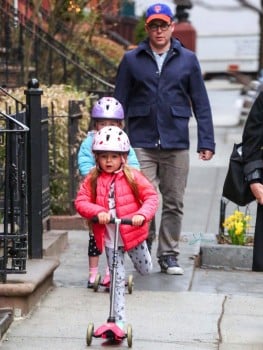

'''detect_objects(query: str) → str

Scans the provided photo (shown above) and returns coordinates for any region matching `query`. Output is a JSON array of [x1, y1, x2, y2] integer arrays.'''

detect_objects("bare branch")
[[237, 0, 262, 14], [192, 0, 262, 14]]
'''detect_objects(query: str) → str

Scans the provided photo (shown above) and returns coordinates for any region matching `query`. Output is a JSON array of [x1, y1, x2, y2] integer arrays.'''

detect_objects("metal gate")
[[0, 109, 29, 282]]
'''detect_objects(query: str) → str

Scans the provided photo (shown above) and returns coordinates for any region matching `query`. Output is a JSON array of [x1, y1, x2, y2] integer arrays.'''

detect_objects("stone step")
[[43, 230, 68, 257], [49, 214, 87, 230], [0, 258, 60, 317], [0, 229, 68, 339]]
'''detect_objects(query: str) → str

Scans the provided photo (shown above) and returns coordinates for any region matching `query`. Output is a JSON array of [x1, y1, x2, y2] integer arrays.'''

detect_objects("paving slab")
[[3, 286, 263, 350], [1, 289, 223, 350], [221, 295, 263, 345]]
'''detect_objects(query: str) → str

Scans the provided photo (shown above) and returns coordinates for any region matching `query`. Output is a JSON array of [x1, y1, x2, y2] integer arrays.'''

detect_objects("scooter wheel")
[[127, 275, 133, 294], [127, 324, 132, 348], [86, 322, 94, 346], [93, 274, 101, 292]]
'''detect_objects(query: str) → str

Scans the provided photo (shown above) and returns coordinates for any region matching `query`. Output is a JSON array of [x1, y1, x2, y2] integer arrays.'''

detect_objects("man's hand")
[[199, 150, 214, 161], [250, 183, 263, 205]]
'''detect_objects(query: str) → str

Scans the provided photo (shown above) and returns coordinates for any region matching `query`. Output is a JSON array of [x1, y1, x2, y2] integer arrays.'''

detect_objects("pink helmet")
[[92, 126, 130, 153], [91, 97, 124, 120]]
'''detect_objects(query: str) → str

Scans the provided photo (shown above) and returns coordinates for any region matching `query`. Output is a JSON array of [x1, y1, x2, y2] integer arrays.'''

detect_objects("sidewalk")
[[1, 80, 263, 349], [2, 230, 263, 349]]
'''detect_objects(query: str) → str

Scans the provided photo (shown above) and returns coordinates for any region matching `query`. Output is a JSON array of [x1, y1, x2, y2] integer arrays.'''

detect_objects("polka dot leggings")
[[88, 234, 101, 256], [105, 241, 152, 322]]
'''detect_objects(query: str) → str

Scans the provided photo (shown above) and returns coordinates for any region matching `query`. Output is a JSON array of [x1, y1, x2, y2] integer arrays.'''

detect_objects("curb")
[[0, 308, 13, 340], [200, 232, 253, 270]]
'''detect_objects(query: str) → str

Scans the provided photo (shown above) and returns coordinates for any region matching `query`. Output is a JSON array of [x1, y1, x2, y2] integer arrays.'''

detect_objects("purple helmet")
[[91, 97, 124, 120]]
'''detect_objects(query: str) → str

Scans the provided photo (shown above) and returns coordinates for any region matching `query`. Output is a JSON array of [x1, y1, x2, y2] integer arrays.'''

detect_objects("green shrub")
[[0, 84, 91, 215]]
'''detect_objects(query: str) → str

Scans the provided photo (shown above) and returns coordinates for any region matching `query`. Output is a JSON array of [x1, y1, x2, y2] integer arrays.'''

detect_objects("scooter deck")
[[94, 322, 126, 341]]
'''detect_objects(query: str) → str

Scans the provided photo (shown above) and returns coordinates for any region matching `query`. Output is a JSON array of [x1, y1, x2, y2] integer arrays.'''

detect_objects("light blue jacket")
[[78, 131, 140, 176]]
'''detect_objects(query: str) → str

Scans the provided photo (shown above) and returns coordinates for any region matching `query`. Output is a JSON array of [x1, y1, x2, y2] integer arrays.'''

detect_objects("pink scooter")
[[86, 218, 133, 348]]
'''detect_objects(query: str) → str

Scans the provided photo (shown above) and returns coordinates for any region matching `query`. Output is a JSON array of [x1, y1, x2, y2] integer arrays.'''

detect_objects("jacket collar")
[[137, 37, 181, 56]]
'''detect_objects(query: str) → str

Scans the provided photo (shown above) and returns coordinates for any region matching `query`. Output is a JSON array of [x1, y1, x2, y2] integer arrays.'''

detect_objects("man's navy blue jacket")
[[114, 38, 215, 153]]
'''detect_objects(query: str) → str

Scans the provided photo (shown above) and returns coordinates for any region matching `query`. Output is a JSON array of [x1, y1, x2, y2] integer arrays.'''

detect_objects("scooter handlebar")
[[91, 217, 133, 225], [114, 218, 133, 225]]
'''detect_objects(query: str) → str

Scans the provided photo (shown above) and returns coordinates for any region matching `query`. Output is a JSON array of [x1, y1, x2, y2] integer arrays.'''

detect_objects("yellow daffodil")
[[222, 210, 251, 245]]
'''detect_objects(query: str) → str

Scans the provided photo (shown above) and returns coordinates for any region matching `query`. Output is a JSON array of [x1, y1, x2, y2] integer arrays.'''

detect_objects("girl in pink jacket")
[[75, 126, 158, 329]]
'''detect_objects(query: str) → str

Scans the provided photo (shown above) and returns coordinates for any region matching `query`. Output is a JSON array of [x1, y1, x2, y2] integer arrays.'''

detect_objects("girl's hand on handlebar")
[[97, 212, 111, 224], [132, 215, 145, 226]]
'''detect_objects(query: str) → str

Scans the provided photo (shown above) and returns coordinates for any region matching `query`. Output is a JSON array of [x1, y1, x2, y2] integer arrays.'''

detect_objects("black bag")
[[222, 142, 255, 206]]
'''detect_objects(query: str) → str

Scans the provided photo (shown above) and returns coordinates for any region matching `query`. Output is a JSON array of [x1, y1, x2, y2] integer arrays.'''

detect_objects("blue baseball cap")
[[145, 3, 173, 24]]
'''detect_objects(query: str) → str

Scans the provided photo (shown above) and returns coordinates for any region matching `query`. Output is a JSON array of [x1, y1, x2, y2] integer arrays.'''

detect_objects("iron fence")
[[0, 106, 29, 282], [0, 80, 110, 281]]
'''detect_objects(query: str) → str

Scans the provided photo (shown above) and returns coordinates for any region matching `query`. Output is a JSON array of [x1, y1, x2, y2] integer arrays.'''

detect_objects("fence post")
[[24, 78, 43, 259], [219, 197, 227, 236], [68, 100, 83, 214]]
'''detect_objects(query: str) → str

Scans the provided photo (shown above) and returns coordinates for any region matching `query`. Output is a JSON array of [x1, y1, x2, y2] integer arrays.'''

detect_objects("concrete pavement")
[[2, 230, 263, 349], [1, 79, 263, 349]]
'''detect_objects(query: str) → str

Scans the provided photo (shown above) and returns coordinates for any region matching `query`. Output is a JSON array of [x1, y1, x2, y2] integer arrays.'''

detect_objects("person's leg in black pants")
[[252, 204, 263, 271]]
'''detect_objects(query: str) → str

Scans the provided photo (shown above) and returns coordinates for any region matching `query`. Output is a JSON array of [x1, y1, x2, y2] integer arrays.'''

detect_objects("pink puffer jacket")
[[75, 169, 158, 252]]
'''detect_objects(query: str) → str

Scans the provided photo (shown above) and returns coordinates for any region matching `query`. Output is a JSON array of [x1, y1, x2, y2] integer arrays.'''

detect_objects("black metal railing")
[[0, 80, 49, 279], [0, 105, 29, 282], [0, 0, 115, 91], [0, 79, 113, 283]]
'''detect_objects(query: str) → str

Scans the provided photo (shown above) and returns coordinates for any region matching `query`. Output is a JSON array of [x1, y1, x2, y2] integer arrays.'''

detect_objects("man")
[[242, 91, 263, 271], [114, 3, 215, 275]]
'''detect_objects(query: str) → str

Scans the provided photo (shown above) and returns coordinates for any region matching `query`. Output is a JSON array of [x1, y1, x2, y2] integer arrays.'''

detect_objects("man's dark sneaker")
[[158, 255, 184, 275]]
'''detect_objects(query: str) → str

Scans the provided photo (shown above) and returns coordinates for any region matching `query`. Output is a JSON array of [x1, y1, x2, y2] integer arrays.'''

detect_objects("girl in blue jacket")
[[78, 97, 140, 287]]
